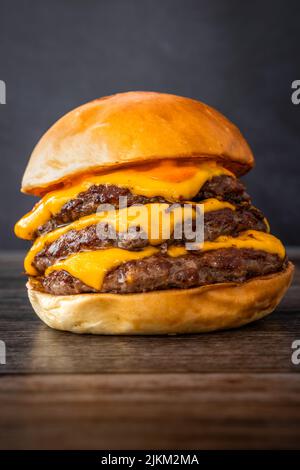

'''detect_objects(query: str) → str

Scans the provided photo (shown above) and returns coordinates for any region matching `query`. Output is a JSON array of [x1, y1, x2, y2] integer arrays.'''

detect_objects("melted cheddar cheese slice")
[[24, 199, 235, 276], [15, 161, 233, 240], [168, 230, 285, 258], [44, 231, 285, 291], [45, 246, 159, 291]]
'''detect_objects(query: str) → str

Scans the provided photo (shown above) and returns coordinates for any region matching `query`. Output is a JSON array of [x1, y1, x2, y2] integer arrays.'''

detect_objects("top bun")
[[21, 91, 254, 195]]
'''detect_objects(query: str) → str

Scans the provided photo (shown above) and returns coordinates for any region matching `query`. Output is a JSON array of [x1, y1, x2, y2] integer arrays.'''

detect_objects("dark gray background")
[[0, 0, 299, 250]]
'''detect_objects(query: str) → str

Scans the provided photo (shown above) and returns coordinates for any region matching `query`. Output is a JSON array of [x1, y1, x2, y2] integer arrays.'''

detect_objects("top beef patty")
[[36, 175, 250, 236]]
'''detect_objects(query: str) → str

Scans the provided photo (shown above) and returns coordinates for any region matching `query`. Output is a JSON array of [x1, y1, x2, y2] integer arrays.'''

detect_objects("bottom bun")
[[27, 262, 294, 335]]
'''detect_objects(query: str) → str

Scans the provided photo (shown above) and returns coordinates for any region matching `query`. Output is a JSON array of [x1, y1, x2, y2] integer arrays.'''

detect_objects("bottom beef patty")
[[34, 248, 285, 295]]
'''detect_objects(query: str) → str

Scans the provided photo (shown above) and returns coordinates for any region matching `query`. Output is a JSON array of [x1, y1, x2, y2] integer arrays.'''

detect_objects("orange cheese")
[[45, 247, 159, 291], [15, 161, 233, 240], [191, 230, 285, 257]]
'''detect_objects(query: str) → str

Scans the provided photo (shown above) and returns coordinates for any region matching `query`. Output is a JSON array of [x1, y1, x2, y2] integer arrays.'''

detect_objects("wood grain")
[[0, 251, 299, 449], [0, 374, 300, 450]]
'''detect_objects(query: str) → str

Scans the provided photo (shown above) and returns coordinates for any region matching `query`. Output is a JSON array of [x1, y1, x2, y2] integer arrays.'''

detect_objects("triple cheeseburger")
[[15, 91, 294, 334]]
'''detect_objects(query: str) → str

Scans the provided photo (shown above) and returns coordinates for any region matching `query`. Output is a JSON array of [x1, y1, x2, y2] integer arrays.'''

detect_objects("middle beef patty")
[[33, 205, 267, 273]]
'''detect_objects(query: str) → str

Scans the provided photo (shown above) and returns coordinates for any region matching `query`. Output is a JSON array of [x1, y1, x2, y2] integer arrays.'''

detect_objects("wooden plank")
[[0, 252, 299, 374], [0, 373, 299, 450], [0, 252, 299, 449], [0, 313, 300, 374]]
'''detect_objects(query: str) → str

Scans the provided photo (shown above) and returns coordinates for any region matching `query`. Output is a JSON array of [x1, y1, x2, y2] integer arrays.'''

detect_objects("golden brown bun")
[[27, 263, 293, 335], [21, 91, 254, 195]]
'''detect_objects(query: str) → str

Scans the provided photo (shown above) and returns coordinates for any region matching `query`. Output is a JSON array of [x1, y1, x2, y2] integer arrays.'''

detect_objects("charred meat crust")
[[33, 206, 267, 273], [36, 175, 250, 236], [35, 248, 285, 295], [196, 174, 250, 203], [37, 186, 165, 236]]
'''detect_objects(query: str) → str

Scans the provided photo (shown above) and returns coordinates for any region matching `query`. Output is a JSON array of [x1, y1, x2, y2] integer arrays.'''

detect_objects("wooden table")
[[0, 250, 299, 450]]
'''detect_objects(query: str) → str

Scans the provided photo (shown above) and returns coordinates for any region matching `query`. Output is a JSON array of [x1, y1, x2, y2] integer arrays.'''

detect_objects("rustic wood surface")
[[0, 250, 299, 449]]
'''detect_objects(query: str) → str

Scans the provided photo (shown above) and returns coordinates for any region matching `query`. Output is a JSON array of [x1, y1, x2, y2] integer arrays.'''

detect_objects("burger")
[[15, 91, 294, 334]]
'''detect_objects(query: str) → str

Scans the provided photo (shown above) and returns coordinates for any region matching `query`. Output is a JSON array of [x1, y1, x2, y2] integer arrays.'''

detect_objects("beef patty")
[[33, 205, 266, 273], [34, 248, 284, 295], [36, 175, 250, 236]]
